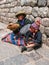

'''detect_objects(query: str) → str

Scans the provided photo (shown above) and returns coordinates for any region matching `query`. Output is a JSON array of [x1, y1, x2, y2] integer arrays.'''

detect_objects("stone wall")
[[0, 0, 49, 45]]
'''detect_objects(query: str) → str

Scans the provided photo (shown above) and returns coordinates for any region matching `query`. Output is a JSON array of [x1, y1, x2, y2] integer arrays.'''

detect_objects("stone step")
[[36, 44, 49, 60], [0, 41, 21, 61], [35, 58, 49, 65], [0, 41, 49, 65]]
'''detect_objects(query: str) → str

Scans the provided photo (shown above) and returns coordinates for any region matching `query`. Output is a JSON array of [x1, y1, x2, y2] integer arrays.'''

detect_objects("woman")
[[2, 11, 32, 46], [21, 23, 42, 52]]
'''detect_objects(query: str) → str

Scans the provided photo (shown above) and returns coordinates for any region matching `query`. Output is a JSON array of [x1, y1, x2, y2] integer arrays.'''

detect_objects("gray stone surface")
[[0, 8, 9, 13], [39, 25, 45, 34], [10, 6, 32, 14], [0, 43, 48, 65], [47, 0, 49, 6], [38, 7, 48, 17], [46, 38, 49, 46], [22, 6, 32, 14], [42, 34, 47, 43], [0, 61, 4, 65], [47, 8, 49, 17], [45, 27, 49, 36], [35, 59, 49, 65], [32, 7, 39, 17], [36, 44, 49, 59], [6, 1, 17, 7], [0, 42, 20, 60], [38, 0, 47, 6], [26, 15, 35, 22], [25, 62, 35, 65], [5, 13, 15, 18], [32, 7, 48, 17], [41, 18, 49, 27], [10, 6, 22, 13], [21, 0, 37, 7], [24, 51, 42, 61], [4, 54, 30, 65], [0, 0, 6, 4], [6, 0, 15, 3]]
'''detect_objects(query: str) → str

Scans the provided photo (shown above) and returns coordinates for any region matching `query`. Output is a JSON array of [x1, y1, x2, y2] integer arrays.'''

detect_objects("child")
[[21, 23, 42, 52], [24, 17, 41, 44]]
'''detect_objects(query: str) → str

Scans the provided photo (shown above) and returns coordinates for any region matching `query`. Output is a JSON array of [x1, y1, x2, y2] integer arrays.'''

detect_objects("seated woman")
[[21, 23, 42, 52], [19, 17, 41, 35], [2, 11, 32, 46]]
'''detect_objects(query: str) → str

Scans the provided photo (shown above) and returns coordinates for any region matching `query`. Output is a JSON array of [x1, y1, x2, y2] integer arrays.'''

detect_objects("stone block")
[[42, 34, 47, 43], [35, 59, 49, 65], [45, 27, 49, 36], [21, 0, 37, 7], [38, 0, 47, 6], [41, 18, 49, 27], [32, 7, 39, 17], [39, 25, 45, 33], [38, 7, 48, 17]]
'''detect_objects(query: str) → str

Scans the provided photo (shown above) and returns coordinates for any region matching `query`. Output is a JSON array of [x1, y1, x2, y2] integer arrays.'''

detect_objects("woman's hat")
[[15, 11, 26, 18], [31, 23, 39, 30]]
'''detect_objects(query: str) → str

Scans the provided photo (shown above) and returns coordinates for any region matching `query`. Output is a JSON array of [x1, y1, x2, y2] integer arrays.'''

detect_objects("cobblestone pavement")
[[0, 23, 49, 65], [0, 41, 49, 65]]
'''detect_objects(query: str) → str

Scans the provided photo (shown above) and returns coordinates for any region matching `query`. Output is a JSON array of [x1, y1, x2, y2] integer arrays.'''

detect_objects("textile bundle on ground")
[[2, 32, 25, 46]]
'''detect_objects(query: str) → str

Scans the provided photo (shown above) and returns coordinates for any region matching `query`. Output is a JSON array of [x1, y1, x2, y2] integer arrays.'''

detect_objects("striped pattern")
[[2, 32, 25, 46]]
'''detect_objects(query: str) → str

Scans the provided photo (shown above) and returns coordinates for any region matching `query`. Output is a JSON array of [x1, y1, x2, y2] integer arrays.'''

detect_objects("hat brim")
[[15, 13, 26, 18]]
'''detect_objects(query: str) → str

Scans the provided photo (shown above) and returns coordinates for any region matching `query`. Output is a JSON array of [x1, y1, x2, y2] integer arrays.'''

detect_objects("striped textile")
[[2, 32, 25, 46]]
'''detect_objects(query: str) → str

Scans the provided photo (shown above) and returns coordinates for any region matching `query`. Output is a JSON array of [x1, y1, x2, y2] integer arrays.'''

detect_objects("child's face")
[[30, 26, 35, 33], [18, 15, 24, 20], [30, 26, 38, 33]]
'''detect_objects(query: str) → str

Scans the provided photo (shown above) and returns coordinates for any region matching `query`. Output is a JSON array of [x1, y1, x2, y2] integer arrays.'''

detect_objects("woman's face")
[[18, 15, 24, 20]]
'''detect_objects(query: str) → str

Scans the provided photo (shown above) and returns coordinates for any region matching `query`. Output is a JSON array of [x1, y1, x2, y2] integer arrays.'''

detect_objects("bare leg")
[[26, 43, 35, 48]]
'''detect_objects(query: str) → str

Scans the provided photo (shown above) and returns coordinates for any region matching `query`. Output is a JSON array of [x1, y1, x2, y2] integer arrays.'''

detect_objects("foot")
[[21, 46, 27, 53]]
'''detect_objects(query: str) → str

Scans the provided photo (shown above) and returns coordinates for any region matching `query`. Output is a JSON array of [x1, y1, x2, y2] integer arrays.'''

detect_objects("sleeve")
[[25, 19, 34, 24], [33, 32, 42, 44], [25, 31, 32, 43]]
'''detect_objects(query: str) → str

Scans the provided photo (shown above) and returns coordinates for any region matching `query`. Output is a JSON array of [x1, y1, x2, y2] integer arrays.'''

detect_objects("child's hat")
[[31, 23, 39, 30]]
